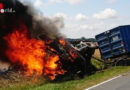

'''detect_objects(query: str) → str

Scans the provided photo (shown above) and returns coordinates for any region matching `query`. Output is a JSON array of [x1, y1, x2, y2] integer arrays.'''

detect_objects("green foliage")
[[86, 38, 96, 42], [81, 37, 86, 41], [91, 59, 104, 70], [80, 37, 96, 42]]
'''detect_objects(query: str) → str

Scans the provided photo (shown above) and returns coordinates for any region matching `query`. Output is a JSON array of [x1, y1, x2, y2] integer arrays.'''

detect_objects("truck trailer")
[[95, 25, 130, 60]]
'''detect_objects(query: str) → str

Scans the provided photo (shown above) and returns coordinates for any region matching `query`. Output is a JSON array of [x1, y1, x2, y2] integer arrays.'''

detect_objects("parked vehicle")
[[95, 25, 130, 60]]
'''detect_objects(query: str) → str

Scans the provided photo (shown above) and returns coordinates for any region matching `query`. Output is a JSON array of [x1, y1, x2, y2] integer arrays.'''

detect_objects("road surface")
[[86, 72, 130, 90]]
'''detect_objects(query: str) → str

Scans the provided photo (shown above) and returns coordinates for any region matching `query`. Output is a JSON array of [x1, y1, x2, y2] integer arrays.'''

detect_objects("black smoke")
[[0, 0, 34, 62], [0, 0, 63, 62]]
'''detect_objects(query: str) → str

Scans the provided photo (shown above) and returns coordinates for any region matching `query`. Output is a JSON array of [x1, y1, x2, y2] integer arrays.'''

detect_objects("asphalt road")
[[86, 72, 130, 90]]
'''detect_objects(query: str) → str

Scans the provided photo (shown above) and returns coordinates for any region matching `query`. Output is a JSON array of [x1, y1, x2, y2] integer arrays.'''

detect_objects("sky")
[[20, 0, 130, 38]]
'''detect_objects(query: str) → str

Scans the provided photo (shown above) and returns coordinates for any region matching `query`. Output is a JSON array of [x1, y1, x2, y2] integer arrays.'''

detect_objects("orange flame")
[[59, 38, 78, 62], [44, 55, 65, 80], [69, 50, 78, 59], [59, 39, 66, 46], [3, 24, 65, 80]]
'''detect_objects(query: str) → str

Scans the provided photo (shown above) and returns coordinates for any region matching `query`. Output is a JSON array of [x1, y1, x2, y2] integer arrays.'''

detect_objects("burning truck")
[[0, 0, 97, 80]]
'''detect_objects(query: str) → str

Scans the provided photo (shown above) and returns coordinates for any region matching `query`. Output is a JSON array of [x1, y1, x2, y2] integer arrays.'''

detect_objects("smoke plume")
[[0, 0, 64, 62]]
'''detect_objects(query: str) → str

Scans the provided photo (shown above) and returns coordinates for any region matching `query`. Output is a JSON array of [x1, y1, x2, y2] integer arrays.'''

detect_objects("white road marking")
[[85, 75, 122, 90]]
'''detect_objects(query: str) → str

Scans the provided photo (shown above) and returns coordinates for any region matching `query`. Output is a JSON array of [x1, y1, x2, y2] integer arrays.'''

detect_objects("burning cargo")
[[0, 0, 96, 80]]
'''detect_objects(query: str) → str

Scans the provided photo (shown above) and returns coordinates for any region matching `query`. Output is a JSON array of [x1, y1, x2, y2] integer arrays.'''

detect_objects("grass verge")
[[1, 66, 130, 90]]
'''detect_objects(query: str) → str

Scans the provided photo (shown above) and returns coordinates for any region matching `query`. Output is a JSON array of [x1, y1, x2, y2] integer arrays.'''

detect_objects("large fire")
[[3, 24, 65, 80], [0, 0, 90, 81]]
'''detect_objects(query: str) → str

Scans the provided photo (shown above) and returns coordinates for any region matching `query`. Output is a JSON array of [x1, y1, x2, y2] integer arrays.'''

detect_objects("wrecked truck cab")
[[74, 42, 98, 75]]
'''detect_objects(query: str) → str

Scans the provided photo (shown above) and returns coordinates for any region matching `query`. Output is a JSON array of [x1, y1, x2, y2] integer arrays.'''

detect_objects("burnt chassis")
[[48, 39, 97, 79]]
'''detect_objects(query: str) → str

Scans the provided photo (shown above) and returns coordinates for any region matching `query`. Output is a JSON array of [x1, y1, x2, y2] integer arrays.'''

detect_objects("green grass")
[[91, 59, 104, 70], [1, 66, 130, 90]]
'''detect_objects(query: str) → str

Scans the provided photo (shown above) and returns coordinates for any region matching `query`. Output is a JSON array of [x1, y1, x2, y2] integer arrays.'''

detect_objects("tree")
[[81, 37, 86, 41]]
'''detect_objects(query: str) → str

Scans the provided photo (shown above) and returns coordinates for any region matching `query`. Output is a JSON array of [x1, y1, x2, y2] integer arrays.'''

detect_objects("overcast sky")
[[20, 0, 130, 38]]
